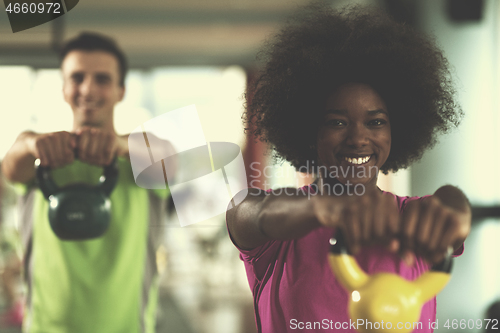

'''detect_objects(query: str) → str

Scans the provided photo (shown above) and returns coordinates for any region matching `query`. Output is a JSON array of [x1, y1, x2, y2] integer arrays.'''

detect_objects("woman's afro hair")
[[245, 2, 462, 174]]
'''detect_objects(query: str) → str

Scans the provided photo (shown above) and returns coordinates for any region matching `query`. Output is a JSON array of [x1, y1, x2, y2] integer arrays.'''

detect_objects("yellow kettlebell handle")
[[328, 230, 452, 333]]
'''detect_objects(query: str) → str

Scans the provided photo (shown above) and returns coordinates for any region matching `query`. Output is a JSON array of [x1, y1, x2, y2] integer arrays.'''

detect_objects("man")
[[2, 32, 174, 333]]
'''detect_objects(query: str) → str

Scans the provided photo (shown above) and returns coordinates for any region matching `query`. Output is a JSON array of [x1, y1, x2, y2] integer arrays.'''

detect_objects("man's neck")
[[73, 121, 115, 134]]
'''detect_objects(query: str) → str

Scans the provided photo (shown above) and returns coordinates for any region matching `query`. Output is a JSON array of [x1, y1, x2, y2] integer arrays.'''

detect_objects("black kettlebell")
[[35, 157, 119, 241]]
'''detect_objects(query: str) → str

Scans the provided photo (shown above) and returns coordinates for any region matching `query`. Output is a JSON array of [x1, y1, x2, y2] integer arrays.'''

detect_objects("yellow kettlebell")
[[328, 230, 452, 333]]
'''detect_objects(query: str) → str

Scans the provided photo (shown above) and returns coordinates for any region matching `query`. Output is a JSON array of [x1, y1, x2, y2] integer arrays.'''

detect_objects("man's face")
[[62, 50, 124, 129]]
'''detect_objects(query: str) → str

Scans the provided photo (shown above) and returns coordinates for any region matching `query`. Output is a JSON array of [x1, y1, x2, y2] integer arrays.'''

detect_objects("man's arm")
[[124, 131, 177, 181], [2, 131, 75, 184], [3, 128, 176, 186]]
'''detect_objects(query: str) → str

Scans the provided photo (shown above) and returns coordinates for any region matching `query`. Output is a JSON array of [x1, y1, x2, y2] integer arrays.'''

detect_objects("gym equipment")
[[35, 158, 118, 241], [328, 231, 452, 333]]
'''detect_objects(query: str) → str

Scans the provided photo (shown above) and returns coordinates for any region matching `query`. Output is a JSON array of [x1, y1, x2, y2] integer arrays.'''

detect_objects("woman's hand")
[[313, 189, 401, 255], [400, 193, 471, 265], [313, 184, 471, 266]]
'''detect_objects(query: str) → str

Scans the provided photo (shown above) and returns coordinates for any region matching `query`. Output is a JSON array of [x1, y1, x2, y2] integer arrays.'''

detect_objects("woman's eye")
[[368, 119, 387, 126], [327, 119, 346, 127]]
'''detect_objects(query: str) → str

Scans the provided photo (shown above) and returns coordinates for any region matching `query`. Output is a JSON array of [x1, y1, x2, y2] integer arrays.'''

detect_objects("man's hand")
[[74, 127, 127, 166], [28, 131, 76, 168]]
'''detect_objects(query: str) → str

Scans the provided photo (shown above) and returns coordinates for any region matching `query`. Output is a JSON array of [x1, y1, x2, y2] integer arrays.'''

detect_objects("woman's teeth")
[[344, 156, 371, 165]]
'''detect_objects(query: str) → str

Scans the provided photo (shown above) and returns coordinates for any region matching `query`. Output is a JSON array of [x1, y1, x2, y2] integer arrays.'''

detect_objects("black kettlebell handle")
[[35, 156, 119, 199], [330, 229, 453, 273]]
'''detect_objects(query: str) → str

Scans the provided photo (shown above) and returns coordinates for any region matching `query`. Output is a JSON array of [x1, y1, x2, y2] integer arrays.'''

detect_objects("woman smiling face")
[[317, 83, 392, 189]]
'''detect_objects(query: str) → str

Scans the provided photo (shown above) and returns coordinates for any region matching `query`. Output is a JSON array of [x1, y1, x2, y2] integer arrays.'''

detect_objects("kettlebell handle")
[[35, 156, 119, 199], [329, 229, 453, 273]]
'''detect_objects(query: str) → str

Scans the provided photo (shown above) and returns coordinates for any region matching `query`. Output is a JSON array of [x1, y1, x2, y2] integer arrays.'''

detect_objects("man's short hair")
[[59, 32, 128, 87]]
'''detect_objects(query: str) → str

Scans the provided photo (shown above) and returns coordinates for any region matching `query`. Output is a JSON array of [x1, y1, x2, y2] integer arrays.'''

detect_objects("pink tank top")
[[227, 185, 463, 333]]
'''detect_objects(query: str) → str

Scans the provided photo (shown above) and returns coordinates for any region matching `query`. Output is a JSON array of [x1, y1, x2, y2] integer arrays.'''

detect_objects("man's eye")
[[97, 78, 109, 84], [71, 75, 83, 83], [96, 76, 111, 84], [368, 119, 387, 126]]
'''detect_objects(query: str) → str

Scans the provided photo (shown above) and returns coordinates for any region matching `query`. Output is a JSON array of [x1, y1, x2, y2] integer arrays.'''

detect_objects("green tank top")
[[19, 158, 169, 333]]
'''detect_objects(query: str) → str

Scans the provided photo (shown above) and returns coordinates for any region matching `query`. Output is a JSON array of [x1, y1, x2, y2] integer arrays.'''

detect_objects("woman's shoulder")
[[260, 183, 318, 195], [381, 191, 431, 213]]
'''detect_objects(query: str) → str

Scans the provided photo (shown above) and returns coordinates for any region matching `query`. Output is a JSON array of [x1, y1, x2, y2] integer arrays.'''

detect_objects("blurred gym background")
[[0, 0, 499, 332]]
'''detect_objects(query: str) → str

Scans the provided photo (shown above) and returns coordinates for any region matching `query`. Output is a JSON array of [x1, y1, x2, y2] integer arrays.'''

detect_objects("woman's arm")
[[226, 188, 321, 250], [226, 186, 402, 252], [433, 185, 471, 252], [401, 185, 471, 264]]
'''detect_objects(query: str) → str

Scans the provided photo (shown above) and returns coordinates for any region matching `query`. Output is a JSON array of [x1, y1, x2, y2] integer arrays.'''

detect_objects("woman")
[[226, 4, 471, 333]]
